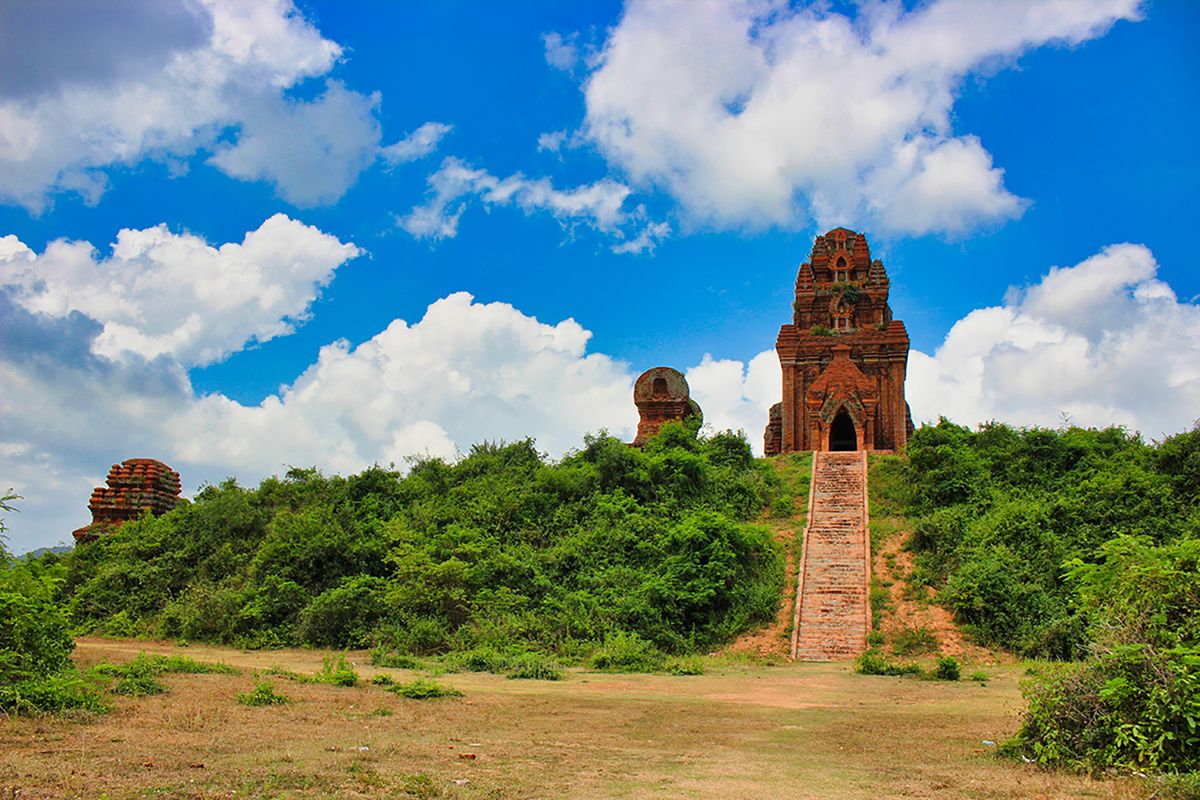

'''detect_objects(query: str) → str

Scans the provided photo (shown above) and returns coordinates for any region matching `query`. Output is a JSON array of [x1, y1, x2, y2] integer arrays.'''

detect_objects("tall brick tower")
[[764, 228, 912, 454]]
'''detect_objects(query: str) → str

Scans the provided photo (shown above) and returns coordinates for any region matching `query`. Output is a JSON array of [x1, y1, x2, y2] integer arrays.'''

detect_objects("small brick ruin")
[[766, 227, 913, 454], [72, 458, 183, 544], [631, 367, 702, 447]]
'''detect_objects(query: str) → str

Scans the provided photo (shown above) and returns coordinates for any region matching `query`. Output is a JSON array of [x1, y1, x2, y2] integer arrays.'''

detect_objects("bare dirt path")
[[0, 638, 1145, 799]]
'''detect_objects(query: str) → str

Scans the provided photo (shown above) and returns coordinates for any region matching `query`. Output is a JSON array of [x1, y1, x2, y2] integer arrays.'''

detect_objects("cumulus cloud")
[[208, 81, 383, 206], [0, 0, 213, 101], [0, 0, 388, 209], [908, 244, 1200, 438], [381, 122, 453, 166], [0, 214, 361, 365], [398, 156, 643, 244], [0, 288, 195, 554], [0, 281, 640, 552], [171, 292, 637, 476], [582, 0, 1140, 235], [687, 351, 780, 451]]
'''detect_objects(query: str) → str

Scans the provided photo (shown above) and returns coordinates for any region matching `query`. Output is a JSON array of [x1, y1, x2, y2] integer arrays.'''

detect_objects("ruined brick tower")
[[72, 458, 183, 544], [764, 228, 912, 454], [632, 367, 702, 447]]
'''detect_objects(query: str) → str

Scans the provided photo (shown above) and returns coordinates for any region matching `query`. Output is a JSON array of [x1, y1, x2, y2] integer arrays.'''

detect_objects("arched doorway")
[[830, 410, 857, 451]]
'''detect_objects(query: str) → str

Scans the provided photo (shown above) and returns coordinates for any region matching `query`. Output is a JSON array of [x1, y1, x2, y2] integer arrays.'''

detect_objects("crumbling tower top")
[[72, 458, 182, 544]]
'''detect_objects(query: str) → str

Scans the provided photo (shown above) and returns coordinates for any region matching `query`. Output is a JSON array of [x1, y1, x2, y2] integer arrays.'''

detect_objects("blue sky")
[[1, 0, 1198, 552]]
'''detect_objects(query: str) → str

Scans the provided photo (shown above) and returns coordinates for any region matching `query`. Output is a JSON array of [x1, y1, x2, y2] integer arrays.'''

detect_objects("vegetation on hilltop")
[[896, 421, 1200, 776], [1, 491, 105, 712], [59, 424, 785, 662]]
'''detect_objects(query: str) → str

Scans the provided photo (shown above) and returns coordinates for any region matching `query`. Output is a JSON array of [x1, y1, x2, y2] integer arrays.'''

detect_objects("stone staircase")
[[791, 451, 871, 661]]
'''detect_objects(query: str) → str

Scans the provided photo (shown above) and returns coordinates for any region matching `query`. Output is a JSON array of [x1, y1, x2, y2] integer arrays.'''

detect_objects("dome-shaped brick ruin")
[[632, 367, 702, 447], [71, 458, 183, 544]]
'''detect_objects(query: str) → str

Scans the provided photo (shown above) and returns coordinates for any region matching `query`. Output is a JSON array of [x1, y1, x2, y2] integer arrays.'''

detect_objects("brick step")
[[792, 450, 870, 662]]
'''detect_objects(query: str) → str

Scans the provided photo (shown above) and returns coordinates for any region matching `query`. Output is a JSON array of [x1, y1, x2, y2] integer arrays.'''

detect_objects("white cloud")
[[398, 156, 638, 243], [582, 0, 1140, 235], [0, 214, 361, 366], [0, 282, 640, 553], [172, 292, 637, 475], [542, 32, 580, 72], [687, 351, 780, 454], [537, 130, 567, 154], [208, 81, 382, 206], [381, 122, 453, 166], [0, 0, 384, 209], [908, 243, 1200, 438], [611, 219, 670, 255]]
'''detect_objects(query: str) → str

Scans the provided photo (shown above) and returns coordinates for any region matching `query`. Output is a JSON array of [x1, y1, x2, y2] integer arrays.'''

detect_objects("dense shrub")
[[58, 427, 784, 661], [237, 680, 292, 706], [590, 631, 666, 672], [387, 679, 462, 699], [1015, 537, 1200, 773], [902, 421, 1193, 659], [933, 656, 960, 681], [854, 650, 922, 677], [898, 421, 1200, 776], [1, 495, 104, 713]]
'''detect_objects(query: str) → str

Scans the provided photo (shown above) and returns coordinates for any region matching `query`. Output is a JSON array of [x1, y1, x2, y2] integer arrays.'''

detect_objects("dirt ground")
[[0, 638, 1148, 800]]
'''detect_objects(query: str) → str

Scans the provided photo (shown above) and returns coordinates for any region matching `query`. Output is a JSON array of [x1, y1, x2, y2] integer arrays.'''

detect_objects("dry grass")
[[0, 638, 1150, 800]]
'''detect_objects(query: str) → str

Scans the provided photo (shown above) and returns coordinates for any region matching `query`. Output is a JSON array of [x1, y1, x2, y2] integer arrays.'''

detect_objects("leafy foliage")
[[933, 656, 960, 681], [313, 654, 359, 687], [387, 679, 462, 699], [854, 650, 922, 676], [59, 427, 783, 663], [1015, 536, 1200, 773], [899, 421, 1200, 775], [902, 420, 1195, 658], [91, 653, 237, 697], [237, 680, 292, 706], [1, 493, 105, 713]]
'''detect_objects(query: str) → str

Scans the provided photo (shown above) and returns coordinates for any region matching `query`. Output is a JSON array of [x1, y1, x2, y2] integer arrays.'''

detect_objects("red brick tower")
[[72, 458, 183, 544], [764, 228, 912, 454], [632, 367, 702, 447]]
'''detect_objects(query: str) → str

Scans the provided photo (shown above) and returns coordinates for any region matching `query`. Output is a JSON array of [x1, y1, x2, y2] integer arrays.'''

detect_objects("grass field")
[[0, 638, 1149, 800]]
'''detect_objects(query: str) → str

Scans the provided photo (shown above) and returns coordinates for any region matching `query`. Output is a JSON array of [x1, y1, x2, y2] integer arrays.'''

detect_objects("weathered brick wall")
[[769, 228, 910, 453], [72, 458, 182, 544]]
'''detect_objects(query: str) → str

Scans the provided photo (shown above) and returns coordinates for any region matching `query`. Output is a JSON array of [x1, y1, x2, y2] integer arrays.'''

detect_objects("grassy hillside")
[[57, 424, 787, 663], [893, 421, 1200, 778]]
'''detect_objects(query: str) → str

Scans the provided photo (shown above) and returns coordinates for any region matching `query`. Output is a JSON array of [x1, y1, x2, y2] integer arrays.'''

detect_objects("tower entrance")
[[830, 410, 857, 451]]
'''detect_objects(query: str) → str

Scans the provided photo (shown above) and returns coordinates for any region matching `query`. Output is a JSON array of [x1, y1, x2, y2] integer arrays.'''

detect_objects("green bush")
[[0, 670, 107, 714], [0, 534, 107, 714], [369, 648, 423, 670], [0, 592, 74, 685], [237, 680, 292, 706], [590, 632, 665, 672], [387, 679, 462, 699], [506, 653, 563, 680], [58, 429, 782, 663], [313, 654, 359, 687], [94, 657, 167, 697], [1015, 537, 1200, 773], [299, 575, 388, 648], [90, 652, 236, 698], [854, 650, 922, 677], [666, 656, 705, 676], [891, 626, 939, 656], [443, 646, 511, 674], [933, 656, 960, 681]]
